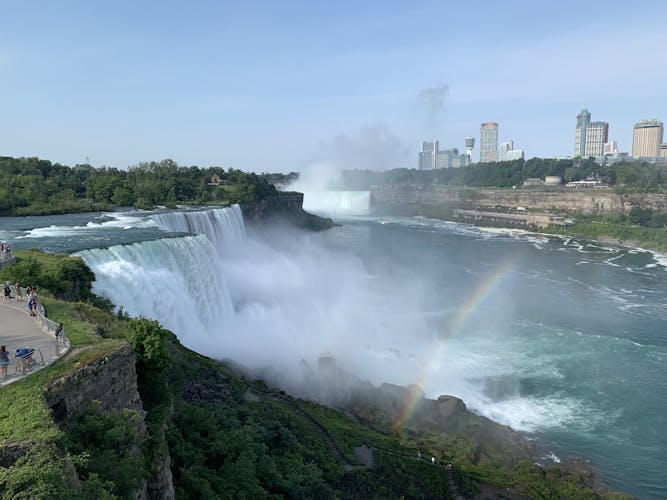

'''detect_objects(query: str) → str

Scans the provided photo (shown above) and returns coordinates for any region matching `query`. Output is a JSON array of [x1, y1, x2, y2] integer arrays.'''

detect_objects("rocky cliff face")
[[371, 185, 667, 216], [46, 345, 145, 422], [241, 192, 334, 230], [45, 345, 175, 500]]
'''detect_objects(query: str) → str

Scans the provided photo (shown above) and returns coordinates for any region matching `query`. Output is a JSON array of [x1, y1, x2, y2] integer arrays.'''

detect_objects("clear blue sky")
[[1, 0, 665, 171]]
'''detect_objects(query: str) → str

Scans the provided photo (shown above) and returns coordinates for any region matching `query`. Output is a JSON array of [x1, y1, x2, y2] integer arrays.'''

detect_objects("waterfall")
[[301, 190, 371, 216], [74, 235, 232, 350], [151, 204, 246, 255]]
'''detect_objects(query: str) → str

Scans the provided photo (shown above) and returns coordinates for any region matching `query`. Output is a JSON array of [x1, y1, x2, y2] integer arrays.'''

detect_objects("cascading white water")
[[151, 204, 246, 255], [301, 190, 371, 216], [74, 235, 233, 351]]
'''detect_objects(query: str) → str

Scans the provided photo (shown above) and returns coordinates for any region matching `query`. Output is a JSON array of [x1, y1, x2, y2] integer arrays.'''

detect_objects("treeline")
[[0, 156, 278, 216], [339, 158, 667, 192]]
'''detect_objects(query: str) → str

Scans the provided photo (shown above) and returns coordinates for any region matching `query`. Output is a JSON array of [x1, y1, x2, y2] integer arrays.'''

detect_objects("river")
[[1, 205, 666, 498]]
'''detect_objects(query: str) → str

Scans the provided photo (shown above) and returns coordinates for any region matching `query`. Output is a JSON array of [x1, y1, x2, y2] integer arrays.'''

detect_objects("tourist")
[[3, 281, 10, 303], [0, 345, 9, 378], [28, 291, 37, 316], [55, 323, 63, 342], [14, 347, 35, 373], [15, 282, 23, 302]]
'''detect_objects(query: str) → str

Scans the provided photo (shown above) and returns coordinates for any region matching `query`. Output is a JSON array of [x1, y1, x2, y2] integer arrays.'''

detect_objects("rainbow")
[[395, 256, 518, 428]]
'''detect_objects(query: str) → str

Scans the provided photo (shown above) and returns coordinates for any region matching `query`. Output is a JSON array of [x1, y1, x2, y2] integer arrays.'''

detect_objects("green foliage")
[[126, 318, 172, 372], [166, 398, 337, 499], [0, 250, 95, 301], [64, 402, 146, 498], [338, 158, 667, 192], [0, 443, 79, 499], [336, 454, 452, 499], [0, 156, 279, 215], [545, 216, 667, 252]]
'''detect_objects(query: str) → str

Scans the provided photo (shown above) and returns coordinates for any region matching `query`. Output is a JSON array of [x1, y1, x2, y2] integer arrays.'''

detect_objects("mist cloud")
[[418, 82, 449, 125], [322, 124, 409, 171]]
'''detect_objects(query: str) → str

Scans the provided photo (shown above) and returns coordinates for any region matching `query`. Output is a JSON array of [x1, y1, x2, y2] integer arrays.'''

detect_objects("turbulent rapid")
[[3, 205, 667, 499]]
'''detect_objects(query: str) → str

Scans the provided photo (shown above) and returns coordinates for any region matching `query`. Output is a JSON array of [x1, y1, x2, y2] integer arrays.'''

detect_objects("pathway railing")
[[0, 246, 15, 269], [0, 285, 70, 387]]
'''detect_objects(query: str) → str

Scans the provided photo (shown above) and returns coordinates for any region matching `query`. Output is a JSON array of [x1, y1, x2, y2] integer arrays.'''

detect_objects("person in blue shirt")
[[14, 347, 35, 373]]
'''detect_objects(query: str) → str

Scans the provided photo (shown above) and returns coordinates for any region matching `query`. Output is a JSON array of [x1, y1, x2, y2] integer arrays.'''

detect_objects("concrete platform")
[[0, 301, 64, 387]]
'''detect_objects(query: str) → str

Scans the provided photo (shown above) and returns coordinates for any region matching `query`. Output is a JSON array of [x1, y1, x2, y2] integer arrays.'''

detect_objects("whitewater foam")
[[75, 235, 233, 352]]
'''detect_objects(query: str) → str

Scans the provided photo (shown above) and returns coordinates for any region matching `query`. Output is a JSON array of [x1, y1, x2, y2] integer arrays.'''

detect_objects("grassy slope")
[[543, 219, 667, 252]]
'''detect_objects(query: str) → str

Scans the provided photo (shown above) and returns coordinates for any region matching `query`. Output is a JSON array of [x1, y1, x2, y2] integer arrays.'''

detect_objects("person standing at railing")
[[0, 345, 9, 379], [55, 323, 64, 343], [15, 282, 23, 302], [28, 291, 38, 317]]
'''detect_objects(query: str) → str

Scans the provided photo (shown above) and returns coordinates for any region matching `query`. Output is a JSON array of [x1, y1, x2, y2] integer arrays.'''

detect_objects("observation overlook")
[[0, 285, 69, 387]]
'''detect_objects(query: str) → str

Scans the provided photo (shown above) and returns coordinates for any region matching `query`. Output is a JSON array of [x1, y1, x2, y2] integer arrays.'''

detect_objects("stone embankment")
[[371, 185, 667, 216]]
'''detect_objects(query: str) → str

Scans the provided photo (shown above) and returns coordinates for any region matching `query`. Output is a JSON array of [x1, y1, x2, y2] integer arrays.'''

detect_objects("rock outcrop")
[[46, 345, 144, 422], [342, 382, 534, 461], [45, 344, 175, 500], [241, 192, 334, 230]]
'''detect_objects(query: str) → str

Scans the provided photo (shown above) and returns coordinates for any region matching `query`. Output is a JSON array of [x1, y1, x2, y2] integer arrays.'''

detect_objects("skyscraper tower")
[[465, 136, 475, 162], [574, 109, 591, 157], [632, 119, 664, 158], [479, 123, 498, 163], [574, 109, 608, 157]]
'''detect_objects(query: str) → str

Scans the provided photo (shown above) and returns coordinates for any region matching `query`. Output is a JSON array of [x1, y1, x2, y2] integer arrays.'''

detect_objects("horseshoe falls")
[[301, 190, 371, 215]]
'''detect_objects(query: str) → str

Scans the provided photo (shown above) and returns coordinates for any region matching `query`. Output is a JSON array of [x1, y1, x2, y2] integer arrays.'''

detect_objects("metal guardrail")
[[0, 247, 16, 269], [0, 284, 70, 387]]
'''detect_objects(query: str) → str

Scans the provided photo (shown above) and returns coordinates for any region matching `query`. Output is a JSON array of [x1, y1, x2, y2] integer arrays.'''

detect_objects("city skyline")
[[0, 1, 665, 172]]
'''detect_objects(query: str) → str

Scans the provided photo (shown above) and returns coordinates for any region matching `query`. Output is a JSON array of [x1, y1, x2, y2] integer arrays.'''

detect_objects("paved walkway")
[[0, 298, 68, 387]]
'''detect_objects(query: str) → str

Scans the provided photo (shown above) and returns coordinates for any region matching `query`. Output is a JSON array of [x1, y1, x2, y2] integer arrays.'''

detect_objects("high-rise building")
[[584, 121, 609, 157], [480, 122, 498, 163], [436, 148, 469, 168], [465, 137, 475, 162], [574, 109, 608, 157], [659, 143, 667, 159], [574, 109, 591, 157], [632, 119, 664, 158], [498, 140, 524, 161], [418, 140, 439, 169], [499, 140, 513, 158]]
